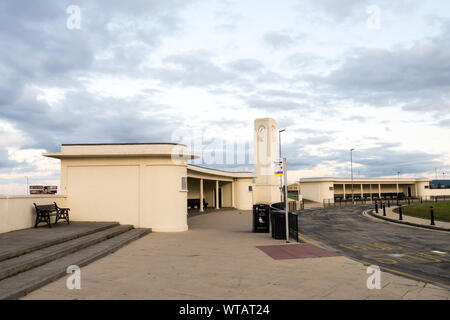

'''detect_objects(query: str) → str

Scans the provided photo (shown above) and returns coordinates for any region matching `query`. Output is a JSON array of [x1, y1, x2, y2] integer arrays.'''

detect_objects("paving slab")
[[0, 228, 150, 300], [22, 210, 450, 300], [256, 243, 340, 260], [0, 225, 133, 281], [0, 222, 119, 262]]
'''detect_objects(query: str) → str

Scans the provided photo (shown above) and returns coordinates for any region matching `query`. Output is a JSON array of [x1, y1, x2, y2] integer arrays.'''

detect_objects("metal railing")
[[323, 195, 450, 208], [288, 211, 299, 242], [269, 203, 300, 242], [287, 200, 305, 212]]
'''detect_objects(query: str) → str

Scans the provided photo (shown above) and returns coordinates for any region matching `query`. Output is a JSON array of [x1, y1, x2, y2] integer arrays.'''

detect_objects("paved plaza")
[[23, 209, 449, 300]]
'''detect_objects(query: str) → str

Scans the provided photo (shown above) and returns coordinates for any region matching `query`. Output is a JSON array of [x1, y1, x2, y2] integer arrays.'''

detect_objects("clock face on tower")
[[258, 126, 266, 142]]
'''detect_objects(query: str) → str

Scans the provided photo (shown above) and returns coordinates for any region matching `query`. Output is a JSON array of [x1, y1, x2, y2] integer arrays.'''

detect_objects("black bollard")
[[420, 197, 423, 204], [430, 206, 435, 226], [398, 205, 403, 221], [383, 203, 386, 216], [396, 199, 399, 206], [375, 201, 378, 213]]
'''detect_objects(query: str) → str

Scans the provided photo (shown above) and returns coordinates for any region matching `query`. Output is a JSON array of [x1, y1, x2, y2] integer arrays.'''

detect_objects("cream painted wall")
[[301, 182, 334, 203], [66, 165, 140, 226], [187, 179, 200, 199], [0, 195, 67, 233], [416, 181, 450, 198], [142, 165, 188, 232], [221, 182, 232, 207], [60, 156, 189, 232], [234, 178, 253, 210], [203, 180, 215, 207]]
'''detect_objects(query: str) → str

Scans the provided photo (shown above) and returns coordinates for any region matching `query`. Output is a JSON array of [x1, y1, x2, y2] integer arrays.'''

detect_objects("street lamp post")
[[350, 148, 355, 204], [279, 129, 285, 203]]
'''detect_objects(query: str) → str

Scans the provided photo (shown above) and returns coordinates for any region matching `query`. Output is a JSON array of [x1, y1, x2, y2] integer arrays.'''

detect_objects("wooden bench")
[[187, 198, 208, 209], [33, 202, 70, 228]]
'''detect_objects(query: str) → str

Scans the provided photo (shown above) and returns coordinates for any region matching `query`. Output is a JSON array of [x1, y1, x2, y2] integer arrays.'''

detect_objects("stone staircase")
[[0, 222, 150, 300]]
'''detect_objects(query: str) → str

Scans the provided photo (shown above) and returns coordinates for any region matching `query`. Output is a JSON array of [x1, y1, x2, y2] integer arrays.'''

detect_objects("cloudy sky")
[[1, 0, 449, 194]]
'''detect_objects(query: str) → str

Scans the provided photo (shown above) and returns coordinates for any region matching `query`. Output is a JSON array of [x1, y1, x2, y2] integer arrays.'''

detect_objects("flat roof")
[[44, 143, 198, 159], [61, 143, 186, 146], [187, 164, 254, 179]]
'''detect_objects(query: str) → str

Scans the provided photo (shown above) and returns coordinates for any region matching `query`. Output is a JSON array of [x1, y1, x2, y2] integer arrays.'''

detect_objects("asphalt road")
[[298, 205, 450, 288]]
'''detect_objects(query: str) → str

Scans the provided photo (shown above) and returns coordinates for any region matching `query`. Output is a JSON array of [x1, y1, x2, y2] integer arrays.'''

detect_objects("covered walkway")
[[186, 165, 254, 212]]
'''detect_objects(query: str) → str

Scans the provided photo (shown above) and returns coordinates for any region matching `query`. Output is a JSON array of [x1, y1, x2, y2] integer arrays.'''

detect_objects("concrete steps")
[[0, 222, 120, 262], [0, 224, 150, 300], [0, 225, 134, 281]]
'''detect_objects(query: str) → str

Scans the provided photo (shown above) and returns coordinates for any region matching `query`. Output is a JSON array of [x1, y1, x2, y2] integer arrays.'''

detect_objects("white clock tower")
[[253, 118, 281, 204]]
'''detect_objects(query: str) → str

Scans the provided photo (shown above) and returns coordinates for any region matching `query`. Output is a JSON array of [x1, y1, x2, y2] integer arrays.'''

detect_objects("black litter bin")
[[252, 204, 270, 233], [271, 210, 286, 239]]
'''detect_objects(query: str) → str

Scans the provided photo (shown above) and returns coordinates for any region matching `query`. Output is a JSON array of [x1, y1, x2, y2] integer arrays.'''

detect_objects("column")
[[369, 184, 373, 200], [378, 184, 381, 198], [396, 183, 399, 195], [360, 184, 364, 198], [231, 180, 235, 208], [200, 179, 204, 212], [343, 184, 346, 200], [215, 180, 219, 209]]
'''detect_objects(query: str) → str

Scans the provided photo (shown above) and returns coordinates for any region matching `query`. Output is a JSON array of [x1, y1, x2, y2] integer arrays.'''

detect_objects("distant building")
[[299, 177, 450, 203], [29, 185, 57, 194], [430, 180, 450, 189]]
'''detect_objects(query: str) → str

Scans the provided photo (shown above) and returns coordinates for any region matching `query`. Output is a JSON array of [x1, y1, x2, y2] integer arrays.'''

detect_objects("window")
[[425, 185, 429, 189], [329, 187, 334, 191], [248, 186, 253, 192], [181, 177, 188, 192]]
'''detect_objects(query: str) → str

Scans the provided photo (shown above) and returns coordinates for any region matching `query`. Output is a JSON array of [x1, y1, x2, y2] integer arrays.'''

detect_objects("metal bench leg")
[[47, 213, 52, 228]]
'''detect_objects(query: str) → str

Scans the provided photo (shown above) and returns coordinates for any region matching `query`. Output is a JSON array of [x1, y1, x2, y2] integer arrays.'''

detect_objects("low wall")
[[0, 195, 68, 234]]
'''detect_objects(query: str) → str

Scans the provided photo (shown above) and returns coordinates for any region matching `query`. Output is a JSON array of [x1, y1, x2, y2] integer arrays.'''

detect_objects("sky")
[[0, 0, 449, 194]]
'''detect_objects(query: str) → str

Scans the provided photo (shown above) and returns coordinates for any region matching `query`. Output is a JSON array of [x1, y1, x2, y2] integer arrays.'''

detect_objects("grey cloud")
[[283, 53, 322, 69], [1, 89, 182, 152], [303, 21, 450, 114], [438, 119, 450, 127], [246, 98, 310, 111], [0, 0, 195, 156], [401, 99, 450, 114], [153, 52, 238, 87], [285, 140, 444, 177], [345, 116, 368, 122], [308, 0, 370, 20], [325, 45, 450, 93], [0, 148, 19, 170], [257, 89, 308, 100], [262, 31, 298, 50], [227, 59, 264, 73]]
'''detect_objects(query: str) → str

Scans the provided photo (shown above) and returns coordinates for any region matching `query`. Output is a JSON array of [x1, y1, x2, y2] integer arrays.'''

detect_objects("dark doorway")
[[408, 187, 411, 198], [213, 188, 223, 208]]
